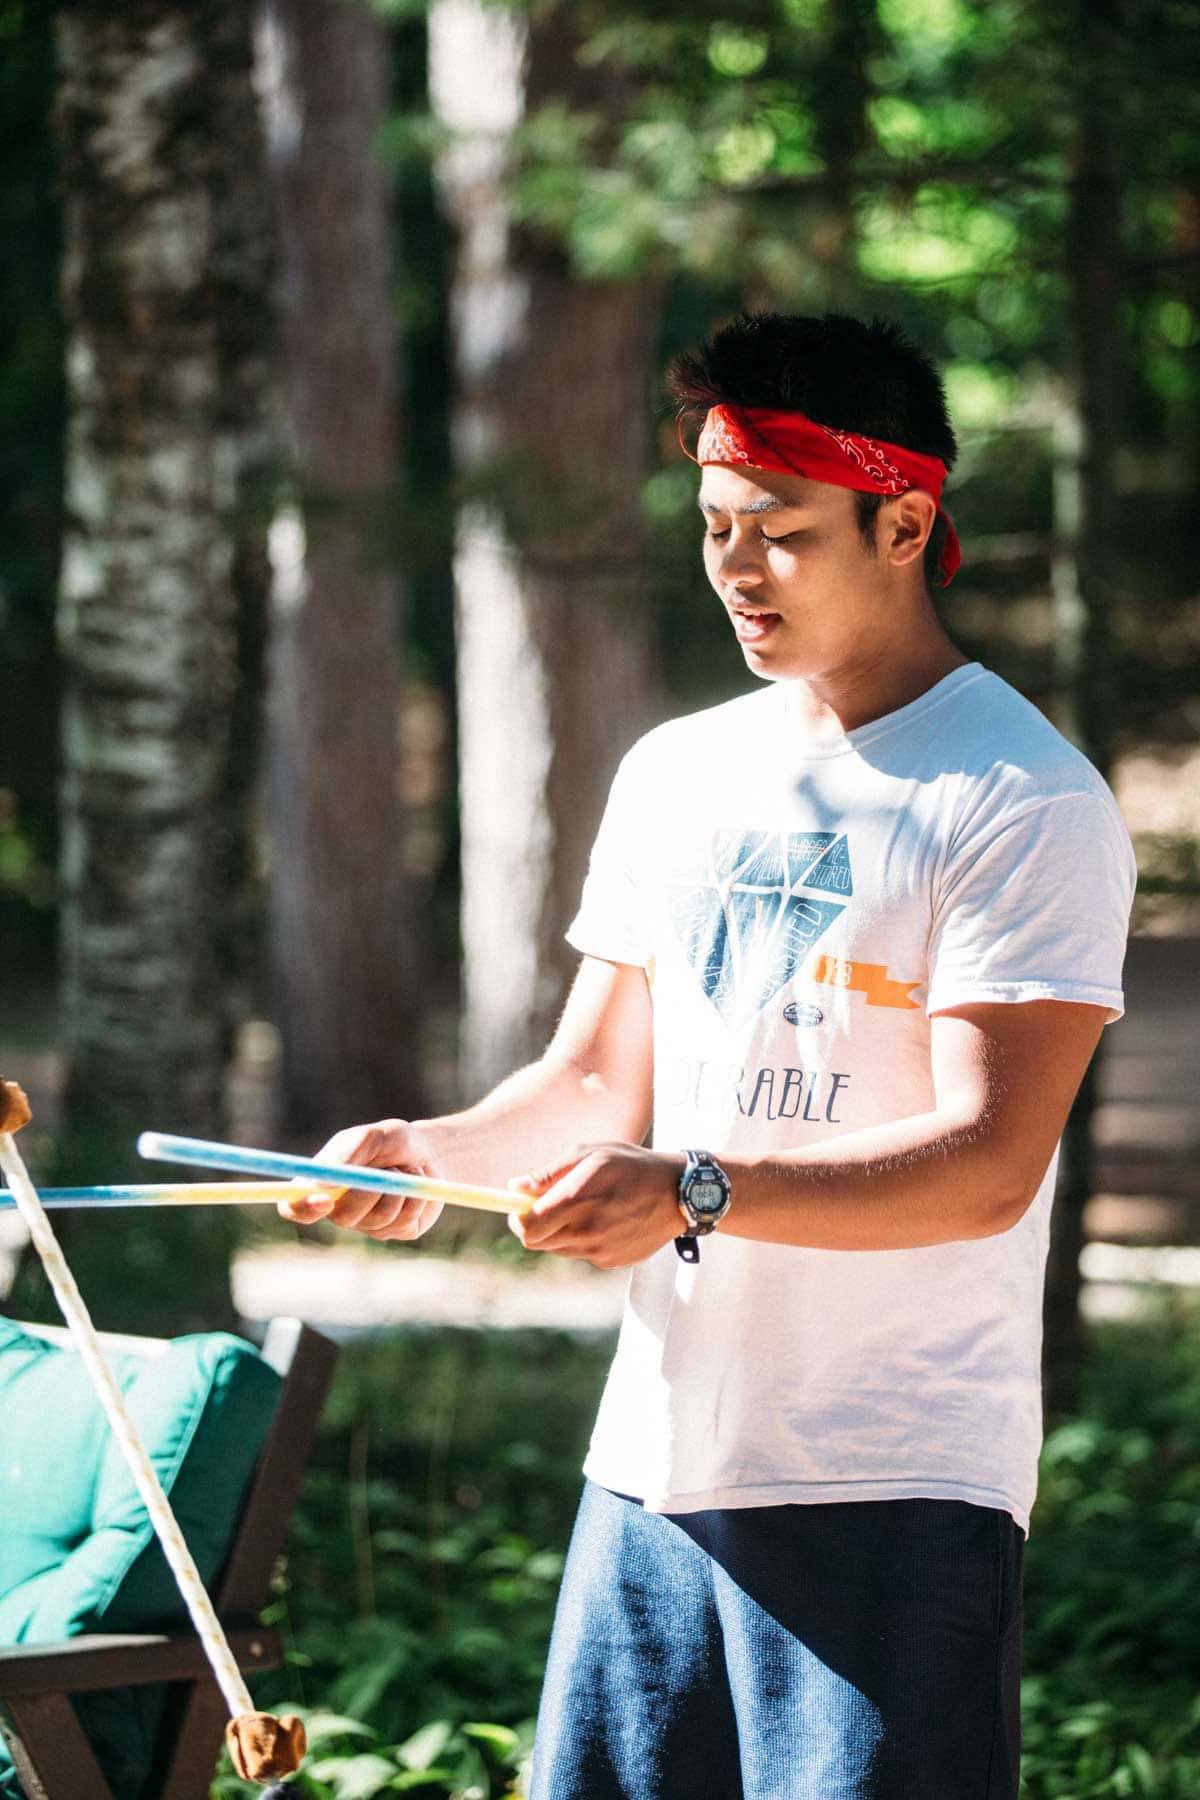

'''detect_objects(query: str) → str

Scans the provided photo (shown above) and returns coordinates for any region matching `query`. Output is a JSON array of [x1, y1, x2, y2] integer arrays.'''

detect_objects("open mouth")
[[731, 608, 782, 644]]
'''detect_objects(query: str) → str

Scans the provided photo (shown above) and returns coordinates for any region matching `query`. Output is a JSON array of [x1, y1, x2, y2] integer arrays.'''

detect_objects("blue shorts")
[[531, 1482, 1023, 1800]]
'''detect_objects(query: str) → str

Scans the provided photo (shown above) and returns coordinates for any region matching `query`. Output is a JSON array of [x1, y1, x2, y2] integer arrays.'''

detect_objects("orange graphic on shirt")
[[807, 954, 921, 1010]]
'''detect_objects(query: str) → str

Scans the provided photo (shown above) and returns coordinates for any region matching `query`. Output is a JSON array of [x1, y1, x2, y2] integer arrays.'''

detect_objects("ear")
[[882, 491, 936, 570]]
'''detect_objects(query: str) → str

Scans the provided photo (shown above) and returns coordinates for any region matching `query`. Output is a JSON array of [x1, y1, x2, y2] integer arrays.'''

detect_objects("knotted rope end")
[[0, 1079, 31, 1135], [226, 1712, 307, 1784]]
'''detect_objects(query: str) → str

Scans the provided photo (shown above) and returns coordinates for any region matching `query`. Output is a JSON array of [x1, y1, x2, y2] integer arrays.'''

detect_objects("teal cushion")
[[0, 1321, 282, 1798], [0, 1323, 110, 1600]]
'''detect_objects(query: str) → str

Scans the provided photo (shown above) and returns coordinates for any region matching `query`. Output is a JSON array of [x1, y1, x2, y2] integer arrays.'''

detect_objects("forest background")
[[1, 0, 1199, 1795]]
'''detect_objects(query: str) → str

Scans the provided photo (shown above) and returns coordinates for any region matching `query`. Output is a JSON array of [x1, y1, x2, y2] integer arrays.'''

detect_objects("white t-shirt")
[[566, 663, 1136, 1534]]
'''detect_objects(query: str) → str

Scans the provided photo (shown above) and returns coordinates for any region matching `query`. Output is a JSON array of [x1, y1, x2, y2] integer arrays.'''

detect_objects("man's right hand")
[[276, 1119, 445, 1242]]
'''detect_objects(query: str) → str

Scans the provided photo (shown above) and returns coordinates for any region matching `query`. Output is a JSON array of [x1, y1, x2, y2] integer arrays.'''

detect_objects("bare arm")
[[512, 999, 1107, 1264], [279, 955, 652, 1238], [418, 955, 653, 1181], [716, 998, 1106, 1249]]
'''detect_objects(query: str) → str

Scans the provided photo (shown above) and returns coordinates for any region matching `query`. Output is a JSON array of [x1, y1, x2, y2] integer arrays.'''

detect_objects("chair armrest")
[[0, 1626, 281, 1696]]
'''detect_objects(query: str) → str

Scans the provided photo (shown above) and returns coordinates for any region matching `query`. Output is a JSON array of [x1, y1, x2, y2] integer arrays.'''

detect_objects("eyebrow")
[[697, 496, 801, 516]]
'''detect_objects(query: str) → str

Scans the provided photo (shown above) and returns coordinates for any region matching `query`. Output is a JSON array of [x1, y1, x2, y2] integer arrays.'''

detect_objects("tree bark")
[[1043, 0, 1124, 1417], [258, 0, 422, 1138], [55, 0, 272, 1134], [53, 0, 274, 1327], [811, 0, 873, 307], [430, 0, 659, 1097]]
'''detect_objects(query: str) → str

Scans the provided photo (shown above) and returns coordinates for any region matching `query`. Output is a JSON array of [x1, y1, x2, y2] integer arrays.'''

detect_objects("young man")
[[282, 314, 1135, 1798]]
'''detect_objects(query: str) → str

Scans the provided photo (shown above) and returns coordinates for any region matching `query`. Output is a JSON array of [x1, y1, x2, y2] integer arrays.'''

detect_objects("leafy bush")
[[213, 1304, 1200, 1797], [1020, 1297, 1200, 1796], [213, 1710, 531, 1800], [213, 1327, 609, 1798]]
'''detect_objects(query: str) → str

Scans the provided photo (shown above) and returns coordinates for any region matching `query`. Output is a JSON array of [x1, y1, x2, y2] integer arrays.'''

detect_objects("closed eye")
[[704, 527, 801, 546]]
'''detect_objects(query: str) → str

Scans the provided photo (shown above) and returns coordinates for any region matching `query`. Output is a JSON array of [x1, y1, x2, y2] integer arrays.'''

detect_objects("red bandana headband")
[[691, 403, 961, 585]]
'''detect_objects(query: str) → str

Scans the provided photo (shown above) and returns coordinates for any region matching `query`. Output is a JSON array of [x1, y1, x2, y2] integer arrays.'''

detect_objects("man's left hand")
[[508, 1143, 685, 1268]]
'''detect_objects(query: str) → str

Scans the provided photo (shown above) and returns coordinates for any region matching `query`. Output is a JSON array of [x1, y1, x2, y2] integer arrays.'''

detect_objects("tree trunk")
[[811, 0, 872, 307], [258, 0, 423, 1139], [430, 0, 659, 1097], [53, 0, 273, 1328], [1043, 0, 1123, 1417]]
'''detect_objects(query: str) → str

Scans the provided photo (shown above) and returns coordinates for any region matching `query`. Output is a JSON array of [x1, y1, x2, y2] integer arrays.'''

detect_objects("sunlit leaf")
[[302, 1712, 379, 1748], [877, 0, 971, 53], [397, 1719, 456, 1771], [776, 0, 828, 28], [707, 25, 768, 79], [1152, 299, 1195, 350], [713, 121, 777, 185], [308, 1753, 404, 1799], [942, 362, 1018, 429], [642, 466, 697, 523], [462, 1720, 519, 1754]]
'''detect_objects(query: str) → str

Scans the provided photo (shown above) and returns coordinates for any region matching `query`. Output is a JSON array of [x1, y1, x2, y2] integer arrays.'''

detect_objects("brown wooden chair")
[[0, 1316, 338, 1800]]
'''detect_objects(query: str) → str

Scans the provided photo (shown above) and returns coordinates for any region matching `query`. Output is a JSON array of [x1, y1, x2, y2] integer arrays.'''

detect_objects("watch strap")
[[674, 1150, 731, 1264]]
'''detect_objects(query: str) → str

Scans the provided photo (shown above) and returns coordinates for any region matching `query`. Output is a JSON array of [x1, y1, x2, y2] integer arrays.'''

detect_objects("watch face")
[[690, 1177, 726, 1215]]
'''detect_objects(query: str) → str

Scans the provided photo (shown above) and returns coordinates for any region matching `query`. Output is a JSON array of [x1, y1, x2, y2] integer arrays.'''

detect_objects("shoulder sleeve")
[[564, 744, 652, 968], [926, 787, 1136, 1023]]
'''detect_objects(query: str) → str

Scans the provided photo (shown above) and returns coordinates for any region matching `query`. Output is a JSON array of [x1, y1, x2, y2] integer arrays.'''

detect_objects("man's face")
[[698, 463, 892, 683]]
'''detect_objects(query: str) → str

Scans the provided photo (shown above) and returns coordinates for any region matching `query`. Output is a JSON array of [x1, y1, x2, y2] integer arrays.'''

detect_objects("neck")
[[783, 625, 970, 739]]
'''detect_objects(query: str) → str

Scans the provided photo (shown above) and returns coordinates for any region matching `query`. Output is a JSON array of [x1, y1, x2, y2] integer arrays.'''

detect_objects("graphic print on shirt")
[[669, 829, 852, 1024]]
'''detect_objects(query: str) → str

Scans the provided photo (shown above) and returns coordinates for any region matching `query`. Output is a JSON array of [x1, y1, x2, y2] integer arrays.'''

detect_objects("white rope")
[[0, 1128, 255, 1722]]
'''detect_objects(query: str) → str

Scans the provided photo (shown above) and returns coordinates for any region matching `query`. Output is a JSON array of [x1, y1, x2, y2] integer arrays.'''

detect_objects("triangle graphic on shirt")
[[729, 887, 784, 963], [787, 832, 838, 889], [712, 827, 773, 883], [668, 884, 736, 1018], [804, 833, 853, 897], [670, 829, 852, 1023], [749, 895, 845, 1015]]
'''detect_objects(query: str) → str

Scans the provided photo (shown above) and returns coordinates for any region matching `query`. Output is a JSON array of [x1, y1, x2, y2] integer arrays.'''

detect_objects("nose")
[[720, 544, 766, 594]]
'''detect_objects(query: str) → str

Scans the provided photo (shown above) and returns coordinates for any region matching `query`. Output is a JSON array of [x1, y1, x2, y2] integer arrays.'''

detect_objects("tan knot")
[[0, 1080, 31, 1135], [225, 1712, 307, 1783]]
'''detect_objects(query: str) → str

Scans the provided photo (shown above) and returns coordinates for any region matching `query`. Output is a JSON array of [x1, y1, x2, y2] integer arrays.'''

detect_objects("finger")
[[357, 1196, 441, 1240], [344, 1195, 410, 1236], [519, 1178, 596, 1247], [515, 1222, 593, 1259], [320, 1187, 405, 1231], [526, 1160, 599, 1225], [315, 1126, 398, 1215], [316, 1122, 396, 1165], [276, 1180, 389, 1233], [508, 1152, 587, 1201], [298, 1121, 425, 1224], [277, 1181, 343, 1225], [371, 1196, 442, 1240]]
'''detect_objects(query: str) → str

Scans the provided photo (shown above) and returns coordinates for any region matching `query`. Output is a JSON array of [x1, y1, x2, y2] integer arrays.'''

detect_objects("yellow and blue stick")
[[137, 1129, 527, 1216], [0, 1182, 336, 1211]]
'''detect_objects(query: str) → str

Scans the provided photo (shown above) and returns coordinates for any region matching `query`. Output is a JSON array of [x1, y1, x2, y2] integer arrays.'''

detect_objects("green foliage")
[[858, 185, 1020, 286], [214, 1711, 530, 1799], [6, 0, 1200, 981], [201, 1306, 1200, 1797], [1020, 1301, 1200, 1794], [489, 0, 1200, 776], [210, 1329, 610, 1797], [500, 0, 1200, 453]]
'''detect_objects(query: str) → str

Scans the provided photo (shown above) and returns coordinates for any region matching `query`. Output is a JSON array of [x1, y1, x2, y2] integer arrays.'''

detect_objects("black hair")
[[667, 312, 957, 590]]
